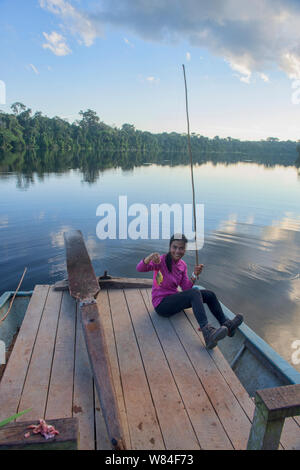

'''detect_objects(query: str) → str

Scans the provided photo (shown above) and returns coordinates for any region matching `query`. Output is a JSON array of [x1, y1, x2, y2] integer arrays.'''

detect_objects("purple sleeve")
[[180, 264, 194, 291], [136, 257, 162, 272]]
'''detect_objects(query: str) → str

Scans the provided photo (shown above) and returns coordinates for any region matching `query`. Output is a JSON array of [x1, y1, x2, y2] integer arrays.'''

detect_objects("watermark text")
[[291, 340, 300, 365], [0, 80, 6, 105], [96, 195, 204, 250], [291, 80, 300, 104]]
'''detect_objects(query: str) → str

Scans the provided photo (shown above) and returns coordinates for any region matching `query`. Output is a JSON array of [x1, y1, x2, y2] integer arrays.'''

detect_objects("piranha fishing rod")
[[182, 64, 199, 268]]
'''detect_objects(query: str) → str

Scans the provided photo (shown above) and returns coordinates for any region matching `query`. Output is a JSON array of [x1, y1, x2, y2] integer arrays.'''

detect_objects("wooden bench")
[[248, 384, 300, 449]]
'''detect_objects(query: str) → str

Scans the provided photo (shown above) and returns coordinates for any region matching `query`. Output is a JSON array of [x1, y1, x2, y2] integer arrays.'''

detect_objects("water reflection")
[[0, 148, 299, 189], [197, 217, 300, 372]]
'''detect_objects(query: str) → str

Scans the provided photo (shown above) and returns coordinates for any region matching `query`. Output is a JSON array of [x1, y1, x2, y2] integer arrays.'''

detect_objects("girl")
[[136, 233, 243, 349]]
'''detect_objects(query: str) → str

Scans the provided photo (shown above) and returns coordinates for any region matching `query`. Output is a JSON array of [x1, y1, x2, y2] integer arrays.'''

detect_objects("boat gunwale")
[[193, 285, 300, 386], [0, 291, 33, 309]]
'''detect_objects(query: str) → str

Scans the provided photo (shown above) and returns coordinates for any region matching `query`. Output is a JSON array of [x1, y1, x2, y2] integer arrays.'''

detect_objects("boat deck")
[[0, 284, 299, 450]]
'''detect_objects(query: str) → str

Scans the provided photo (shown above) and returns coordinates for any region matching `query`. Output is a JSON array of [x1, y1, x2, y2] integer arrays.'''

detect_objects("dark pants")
[[155, 288, 227, 329]]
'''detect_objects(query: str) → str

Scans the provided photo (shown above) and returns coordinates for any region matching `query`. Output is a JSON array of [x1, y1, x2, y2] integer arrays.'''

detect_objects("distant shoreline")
[[1, 105, 299, 169]]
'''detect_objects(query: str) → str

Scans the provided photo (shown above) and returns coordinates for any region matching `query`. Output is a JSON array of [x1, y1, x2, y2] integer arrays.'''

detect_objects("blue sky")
[[1, 0, 300, 140]]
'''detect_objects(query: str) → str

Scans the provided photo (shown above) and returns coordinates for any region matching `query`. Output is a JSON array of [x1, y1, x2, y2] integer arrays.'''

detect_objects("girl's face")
[[170, 240, 186, 262]]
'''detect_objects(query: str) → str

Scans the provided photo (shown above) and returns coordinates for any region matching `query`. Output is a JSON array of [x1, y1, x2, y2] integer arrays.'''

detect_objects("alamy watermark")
[[0, 80, 6, 105], [96, 195, 204, 250], [0, 340, 5, 365], [291, 80, 300, 104], [291, 340, 300, 365]]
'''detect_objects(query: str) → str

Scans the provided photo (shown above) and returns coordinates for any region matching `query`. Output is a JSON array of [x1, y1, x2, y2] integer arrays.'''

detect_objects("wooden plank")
[[45, 291, 77, 420], [64, 230, 99, 301], [0, 285, 49, 421], [186, 306, 256, 421], [124, 288, 200, 450], [108, 289, 165, 450], [140, 289, 233, 449], [0, 417, 78, 450], [73, 303, 95, 450], [94, 383, 111, 450], [169, 309, 252, 449], [279, 415, 300, 449], [80, 300, 124, 449], [96, 290, 131, 449], [100, 278, 153, 289], [54, 277, 153, 291], [17, 288, 62, 422], [65, 230, 124, 449]]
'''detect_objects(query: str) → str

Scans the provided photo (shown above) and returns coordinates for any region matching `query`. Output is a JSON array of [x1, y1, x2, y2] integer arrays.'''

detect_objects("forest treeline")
[[0, 102, 299, 166]]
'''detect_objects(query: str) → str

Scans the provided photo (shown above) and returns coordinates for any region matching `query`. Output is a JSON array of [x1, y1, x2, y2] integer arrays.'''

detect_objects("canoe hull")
[[0, 292, 32, 350], [194, 285, 300, 395]]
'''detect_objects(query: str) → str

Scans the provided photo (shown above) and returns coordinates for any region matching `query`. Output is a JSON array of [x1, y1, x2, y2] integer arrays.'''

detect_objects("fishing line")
[[182, 64, 199, 268]]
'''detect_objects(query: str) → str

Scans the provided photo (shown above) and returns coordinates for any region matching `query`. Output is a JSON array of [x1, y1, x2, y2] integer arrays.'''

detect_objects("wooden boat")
[[0, 291, 32, 357], [0, 231, 299, 450]]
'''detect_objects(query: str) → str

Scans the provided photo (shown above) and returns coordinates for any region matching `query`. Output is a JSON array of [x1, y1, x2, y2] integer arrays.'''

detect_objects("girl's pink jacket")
[[136, 253, 193, 308]]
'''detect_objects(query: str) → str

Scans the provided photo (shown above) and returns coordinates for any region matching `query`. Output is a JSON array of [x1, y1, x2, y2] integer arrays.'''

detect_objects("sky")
[[1, 0, 300, 140]]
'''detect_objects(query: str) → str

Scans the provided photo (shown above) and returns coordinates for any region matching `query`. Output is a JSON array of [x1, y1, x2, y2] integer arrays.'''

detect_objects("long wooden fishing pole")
[[182, 64, 199, 267]]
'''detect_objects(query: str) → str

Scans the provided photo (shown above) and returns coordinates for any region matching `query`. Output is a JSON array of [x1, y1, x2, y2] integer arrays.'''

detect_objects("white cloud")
[[240, 75, 251, 84], [137, 74, 160, 84], [29, 63, 39, 74], [280, 52, 300, 79], [146, 76, 160, 84], [39, 0, 102, 47], [124, 37, 134, 47], [186, 52, 191, 61], [260, 73, 270, 82], [42, 31, 71, 56], [81, 0, 300, 80], [226, 57, 252, 83], [38, 0, 300, 80]]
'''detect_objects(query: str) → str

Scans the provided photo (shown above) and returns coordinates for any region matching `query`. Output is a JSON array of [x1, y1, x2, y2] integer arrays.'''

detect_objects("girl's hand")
[[144, 252, 161, 264], [194, 264, 204, 276]]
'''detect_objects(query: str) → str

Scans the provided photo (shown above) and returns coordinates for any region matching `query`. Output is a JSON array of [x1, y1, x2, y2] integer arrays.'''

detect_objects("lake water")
[[0, 158, 300, 372]]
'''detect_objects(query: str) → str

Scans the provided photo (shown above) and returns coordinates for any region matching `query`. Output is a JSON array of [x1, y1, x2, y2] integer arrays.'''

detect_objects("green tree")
[[11, 102, 27, 115]]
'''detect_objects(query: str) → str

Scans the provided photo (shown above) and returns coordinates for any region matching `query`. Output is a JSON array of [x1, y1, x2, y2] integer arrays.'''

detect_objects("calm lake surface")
[[1, 158, 300, 371]]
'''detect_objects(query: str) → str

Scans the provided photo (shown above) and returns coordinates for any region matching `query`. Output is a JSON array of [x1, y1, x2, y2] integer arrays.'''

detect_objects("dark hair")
[[165, 233, 188, 273]]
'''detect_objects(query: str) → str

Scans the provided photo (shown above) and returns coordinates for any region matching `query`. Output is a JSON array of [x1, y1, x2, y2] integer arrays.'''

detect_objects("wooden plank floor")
[[0, 285, 299, 450]]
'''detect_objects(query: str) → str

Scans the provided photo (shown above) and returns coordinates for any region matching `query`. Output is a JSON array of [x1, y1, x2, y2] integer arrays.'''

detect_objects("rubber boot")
[[201, 324, 228, 349], [222, 314, 244, 337]]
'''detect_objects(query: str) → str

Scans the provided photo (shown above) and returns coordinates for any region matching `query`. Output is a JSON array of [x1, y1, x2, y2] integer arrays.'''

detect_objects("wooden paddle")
[[64, 230, 125, 450]]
